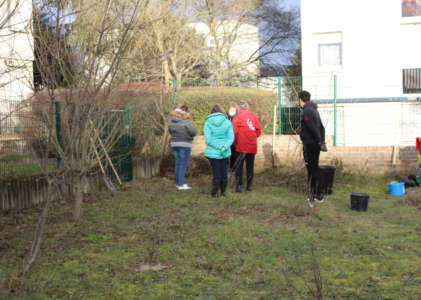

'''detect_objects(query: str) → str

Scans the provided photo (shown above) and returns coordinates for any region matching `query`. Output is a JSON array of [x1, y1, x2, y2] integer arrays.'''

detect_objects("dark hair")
[[210, 104, 225, 114], [298, 91, 311, 102], [179, 105, 189, 112]]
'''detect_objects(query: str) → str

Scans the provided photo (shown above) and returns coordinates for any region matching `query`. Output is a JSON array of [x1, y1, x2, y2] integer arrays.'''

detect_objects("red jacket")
[[232, 110, 262, 154], [416, 137, 421, 152]]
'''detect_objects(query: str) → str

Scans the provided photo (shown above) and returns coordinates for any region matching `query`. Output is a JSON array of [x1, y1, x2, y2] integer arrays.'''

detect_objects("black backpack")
[[408, 175, 419, 187]]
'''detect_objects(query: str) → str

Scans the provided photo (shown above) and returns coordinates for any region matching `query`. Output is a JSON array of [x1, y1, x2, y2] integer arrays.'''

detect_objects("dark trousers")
[[208, 158, 228, 180], [229, 144, 236, 171], [303, 143, 321, 196], [234, 152, 255, 187]]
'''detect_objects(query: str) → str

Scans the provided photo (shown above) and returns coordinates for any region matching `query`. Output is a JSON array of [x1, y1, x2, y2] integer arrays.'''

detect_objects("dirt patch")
[[400, 188, 421, 208], [208, 209, 232, 216], [160, 155, 212, 178]]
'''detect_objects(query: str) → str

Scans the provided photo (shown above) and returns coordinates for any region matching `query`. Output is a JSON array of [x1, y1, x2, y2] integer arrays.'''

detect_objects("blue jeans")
[[208, 158, 228, 180], [172, 147, 191, 186]]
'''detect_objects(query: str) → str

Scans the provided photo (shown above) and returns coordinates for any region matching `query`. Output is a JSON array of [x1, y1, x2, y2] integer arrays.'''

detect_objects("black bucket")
[[319, 165, 336, 195], [350, 193, 370, 212]]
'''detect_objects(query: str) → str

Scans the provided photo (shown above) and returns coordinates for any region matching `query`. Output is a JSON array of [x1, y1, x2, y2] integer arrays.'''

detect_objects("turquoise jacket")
[[204, 113, 234, 159]]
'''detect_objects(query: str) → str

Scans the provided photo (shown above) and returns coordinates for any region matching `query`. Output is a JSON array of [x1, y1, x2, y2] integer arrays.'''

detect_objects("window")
[[403, 68, 421, 94], [318, 43, 342, 67]]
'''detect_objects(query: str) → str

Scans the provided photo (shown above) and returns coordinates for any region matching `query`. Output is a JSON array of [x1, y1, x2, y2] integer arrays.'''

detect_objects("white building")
[[192, 21, 260, 78], [0, 0, 33, 114], [301, 0, 421, 146]]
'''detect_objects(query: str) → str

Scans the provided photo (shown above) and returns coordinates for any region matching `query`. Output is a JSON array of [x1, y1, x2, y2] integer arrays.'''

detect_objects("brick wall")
[[191, 135, 419, 176]]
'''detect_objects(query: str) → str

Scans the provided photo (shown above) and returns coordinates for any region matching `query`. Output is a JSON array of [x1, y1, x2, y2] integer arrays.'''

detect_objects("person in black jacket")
[[298, 91, 327, 206]]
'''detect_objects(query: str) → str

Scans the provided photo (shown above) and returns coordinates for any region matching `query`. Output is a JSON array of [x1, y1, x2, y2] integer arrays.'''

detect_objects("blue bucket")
[[388, 182, 405, 196]]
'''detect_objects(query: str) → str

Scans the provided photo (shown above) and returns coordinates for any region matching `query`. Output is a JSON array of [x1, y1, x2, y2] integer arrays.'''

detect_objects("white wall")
[[0, 0, 33, 113], [301, 0, 421, 100], [317, 101, 421, 146]]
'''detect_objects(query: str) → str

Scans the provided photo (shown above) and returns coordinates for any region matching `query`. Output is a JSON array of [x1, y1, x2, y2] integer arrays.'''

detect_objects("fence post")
[[173, 79, 177, 109], [278, 76, 282, 135], [334, 75, 337, 146], [55, 101, 62, 168], [126, 108, 133, 181]]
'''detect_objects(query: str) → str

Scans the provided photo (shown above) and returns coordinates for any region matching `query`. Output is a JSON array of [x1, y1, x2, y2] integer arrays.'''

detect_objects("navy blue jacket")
[[300, 101, 325, 145]]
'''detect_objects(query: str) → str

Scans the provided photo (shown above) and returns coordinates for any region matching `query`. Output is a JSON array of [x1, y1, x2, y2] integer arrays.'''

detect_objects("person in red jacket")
[[232, 100, 262, 192]]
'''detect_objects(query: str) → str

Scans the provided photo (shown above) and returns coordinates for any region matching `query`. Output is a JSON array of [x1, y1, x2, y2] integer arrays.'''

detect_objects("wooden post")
[[272, 105, 277, 168], [0, 181, 5, 211]]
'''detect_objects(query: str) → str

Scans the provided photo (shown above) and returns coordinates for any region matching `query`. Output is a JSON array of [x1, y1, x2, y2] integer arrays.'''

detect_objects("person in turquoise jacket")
[[204, 104, 234, 198]]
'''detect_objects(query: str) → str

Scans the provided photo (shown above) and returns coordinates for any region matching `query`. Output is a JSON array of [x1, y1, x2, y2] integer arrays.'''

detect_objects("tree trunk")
[[73, 173, 86, 222], [19, 181, 53, 300], [216, 54, 222, 81], [163, 60, 172, 86]]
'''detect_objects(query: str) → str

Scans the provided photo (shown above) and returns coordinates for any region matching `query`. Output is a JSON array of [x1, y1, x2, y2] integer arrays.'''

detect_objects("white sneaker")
[[307, 198, 314, 208], [313, 194, 324, 203], [314, 197, 324, 203], [176, 185, 179, 188], [178, 184, 191, 190]]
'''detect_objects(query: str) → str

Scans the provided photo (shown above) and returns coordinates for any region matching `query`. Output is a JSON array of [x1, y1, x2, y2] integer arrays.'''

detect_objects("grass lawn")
[[1, 169, 421, 299]]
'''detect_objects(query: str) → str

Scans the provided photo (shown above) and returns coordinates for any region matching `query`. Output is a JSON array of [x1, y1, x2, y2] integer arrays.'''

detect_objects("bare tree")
[[190, 0, 300, 80], [259, 0, 301, 67], [118, 0, 208, 86], [281, 243, 323, 300], [113, 0, 301, 83], [147, 0, 209, 85], [191, 0, 261, 80], [18, 0, 164, 297], [31, 0, 164, 221]]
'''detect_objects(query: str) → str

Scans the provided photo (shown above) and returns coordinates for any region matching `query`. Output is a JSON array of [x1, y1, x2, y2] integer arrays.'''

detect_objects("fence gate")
[[101, 109, 133, 182]]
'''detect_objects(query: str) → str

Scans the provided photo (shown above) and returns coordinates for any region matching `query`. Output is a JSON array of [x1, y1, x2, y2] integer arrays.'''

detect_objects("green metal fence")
[[278, 76, 302, 135], [281, 75, 421, 147], [171, 75, 421, 147], [0, 103, 133, 181], [2, 75, 421, 179], [99, 109, 133, 182], [0, 108, 57, 178]]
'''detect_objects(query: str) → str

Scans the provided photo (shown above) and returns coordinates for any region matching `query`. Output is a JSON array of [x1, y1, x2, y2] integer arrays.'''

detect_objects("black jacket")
[[299, 101, 325, 145]]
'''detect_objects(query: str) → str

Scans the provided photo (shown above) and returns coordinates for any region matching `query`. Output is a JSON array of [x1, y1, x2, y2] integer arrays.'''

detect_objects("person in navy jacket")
[[298, 91, 327, 206]]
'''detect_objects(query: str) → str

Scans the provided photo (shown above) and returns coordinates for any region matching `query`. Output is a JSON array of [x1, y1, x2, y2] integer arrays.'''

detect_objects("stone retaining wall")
[[191, 135, 419, 176]]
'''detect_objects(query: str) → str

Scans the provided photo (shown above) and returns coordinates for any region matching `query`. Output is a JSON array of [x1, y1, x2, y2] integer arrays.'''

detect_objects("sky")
[[275, 0, 301, 65], [286, 0, 301, 8]]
